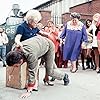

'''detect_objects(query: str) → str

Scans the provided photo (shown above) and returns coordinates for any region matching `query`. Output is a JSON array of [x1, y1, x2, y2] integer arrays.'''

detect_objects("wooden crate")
[[6, 62, 28, 89], [6, 62, 39, 90]]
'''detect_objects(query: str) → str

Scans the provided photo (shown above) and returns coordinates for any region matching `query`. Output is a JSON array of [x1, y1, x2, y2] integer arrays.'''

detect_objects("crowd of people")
[[0, 9, 100, 98]]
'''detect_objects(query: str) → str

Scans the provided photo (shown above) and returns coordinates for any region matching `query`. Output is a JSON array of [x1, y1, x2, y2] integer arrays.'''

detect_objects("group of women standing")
[[60, 12, 100, 73]]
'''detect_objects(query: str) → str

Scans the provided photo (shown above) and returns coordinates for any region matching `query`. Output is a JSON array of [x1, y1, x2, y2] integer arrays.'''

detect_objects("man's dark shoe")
[[63, 74, 69, 86]]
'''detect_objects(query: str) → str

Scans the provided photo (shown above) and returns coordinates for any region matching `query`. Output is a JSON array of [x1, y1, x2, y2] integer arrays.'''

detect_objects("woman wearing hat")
[[60, 12, 87, 73]]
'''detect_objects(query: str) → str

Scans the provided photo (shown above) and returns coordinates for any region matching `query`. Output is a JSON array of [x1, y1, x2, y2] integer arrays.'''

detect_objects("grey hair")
[[70, 12, 81, 19], [24, 9, 42, 23]]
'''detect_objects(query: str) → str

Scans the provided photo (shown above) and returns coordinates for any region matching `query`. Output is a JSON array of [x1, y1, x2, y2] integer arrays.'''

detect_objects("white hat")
[[25, 9, 42, 23]]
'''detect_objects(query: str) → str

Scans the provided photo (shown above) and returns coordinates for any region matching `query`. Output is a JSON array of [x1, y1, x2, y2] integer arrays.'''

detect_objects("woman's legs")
[[71, 60, 78, 73], [97, 40, 100, 54], [93, 48, 99, 72], [81, 49, 87, 70]]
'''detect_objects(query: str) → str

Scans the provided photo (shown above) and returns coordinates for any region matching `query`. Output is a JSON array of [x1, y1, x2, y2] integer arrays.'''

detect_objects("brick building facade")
[[70, 0, 100, 15], [62, 0, 100, 24], [39, 10, 51, 25]]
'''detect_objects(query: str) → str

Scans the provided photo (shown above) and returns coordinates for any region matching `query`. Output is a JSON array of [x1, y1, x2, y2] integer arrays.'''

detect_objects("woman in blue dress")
[[60, 12, 87, 73]]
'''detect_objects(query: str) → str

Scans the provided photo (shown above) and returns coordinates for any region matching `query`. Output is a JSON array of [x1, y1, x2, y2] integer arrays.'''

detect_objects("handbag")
[[87, 35, 93, 43]]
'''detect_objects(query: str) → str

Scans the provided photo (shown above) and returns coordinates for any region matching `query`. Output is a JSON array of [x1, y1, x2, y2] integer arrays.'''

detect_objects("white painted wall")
[[38, 0, 88, 24]]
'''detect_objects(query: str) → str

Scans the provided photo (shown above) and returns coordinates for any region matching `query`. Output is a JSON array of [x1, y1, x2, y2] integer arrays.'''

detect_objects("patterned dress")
[[60, 21, 87, 61]]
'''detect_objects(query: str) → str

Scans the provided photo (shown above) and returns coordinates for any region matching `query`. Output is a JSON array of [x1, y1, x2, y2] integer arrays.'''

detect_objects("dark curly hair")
[[70, 12, 81, 20], [85, 19, 92, 28], [6, 51, 24, 66]]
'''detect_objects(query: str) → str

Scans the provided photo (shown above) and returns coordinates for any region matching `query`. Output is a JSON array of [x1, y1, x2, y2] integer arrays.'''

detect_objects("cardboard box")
[[6, 62, 39, 90], [6, 62, 28, 89]]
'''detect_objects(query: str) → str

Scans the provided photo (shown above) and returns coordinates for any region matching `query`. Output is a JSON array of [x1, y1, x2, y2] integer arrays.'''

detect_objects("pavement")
[[0, 61, 100, 100]]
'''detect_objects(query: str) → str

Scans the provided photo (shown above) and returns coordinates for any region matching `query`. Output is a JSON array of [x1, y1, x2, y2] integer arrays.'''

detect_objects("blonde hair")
[[25, 9, 42, 23], [93, 13, 100, 22]]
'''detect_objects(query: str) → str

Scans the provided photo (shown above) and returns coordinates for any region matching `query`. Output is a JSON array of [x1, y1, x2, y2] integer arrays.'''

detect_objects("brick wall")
[[70, 0, 100, 14], [91, 0, 100, 14], [39, 10, 51, 26], [62, 12, 71, 24], [70, 2, 92, 14], [62, 0, 100, 24]]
